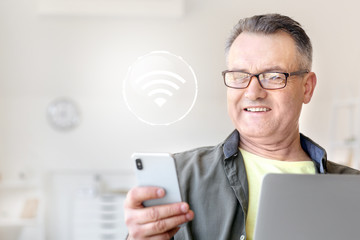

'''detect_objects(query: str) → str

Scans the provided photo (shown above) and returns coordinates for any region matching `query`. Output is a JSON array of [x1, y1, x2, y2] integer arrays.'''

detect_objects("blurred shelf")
[[0, 180, 41, 191], [0, 219, 38, 227]]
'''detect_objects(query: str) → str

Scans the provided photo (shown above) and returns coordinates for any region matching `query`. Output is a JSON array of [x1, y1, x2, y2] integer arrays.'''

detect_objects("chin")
[[238, 126, 274, 139]]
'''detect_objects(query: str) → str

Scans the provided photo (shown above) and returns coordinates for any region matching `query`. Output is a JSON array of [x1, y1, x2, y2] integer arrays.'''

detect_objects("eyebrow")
[[229, 66, 287, 73], [261, 66, 287, 72]]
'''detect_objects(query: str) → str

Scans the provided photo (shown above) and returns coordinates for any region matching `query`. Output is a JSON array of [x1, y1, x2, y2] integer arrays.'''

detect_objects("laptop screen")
[[253, 174, 360, 240]]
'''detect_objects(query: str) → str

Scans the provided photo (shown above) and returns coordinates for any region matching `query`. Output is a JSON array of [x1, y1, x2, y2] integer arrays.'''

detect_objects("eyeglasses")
[[222, 70, 309, 90]]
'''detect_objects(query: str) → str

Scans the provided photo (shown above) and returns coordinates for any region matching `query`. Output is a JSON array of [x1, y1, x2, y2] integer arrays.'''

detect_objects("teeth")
[[246, 107, 270, 112]]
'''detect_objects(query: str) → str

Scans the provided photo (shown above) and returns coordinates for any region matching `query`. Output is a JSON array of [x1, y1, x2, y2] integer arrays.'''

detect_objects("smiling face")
[[227, 31, 315, 143]]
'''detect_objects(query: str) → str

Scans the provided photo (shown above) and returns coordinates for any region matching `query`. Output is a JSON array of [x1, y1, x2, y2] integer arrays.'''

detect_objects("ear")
[[303, 72, 317, 104]]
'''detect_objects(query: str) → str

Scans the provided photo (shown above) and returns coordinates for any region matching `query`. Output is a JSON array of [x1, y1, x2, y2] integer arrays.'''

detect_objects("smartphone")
[[132, 152, 182, 207]]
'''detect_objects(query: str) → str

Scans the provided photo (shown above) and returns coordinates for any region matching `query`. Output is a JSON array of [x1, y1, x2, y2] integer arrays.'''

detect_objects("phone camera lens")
[[136, 159, 143, 170]]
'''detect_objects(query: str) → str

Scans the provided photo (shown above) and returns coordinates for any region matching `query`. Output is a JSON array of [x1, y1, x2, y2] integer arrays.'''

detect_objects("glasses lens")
[[225, 72, 250, 88], [260, 72, 286, 89]]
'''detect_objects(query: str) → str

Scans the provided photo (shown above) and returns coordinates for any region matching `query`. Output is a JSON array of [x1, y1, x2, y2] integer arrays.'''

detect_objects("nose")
[[244, 76, 267, 100]]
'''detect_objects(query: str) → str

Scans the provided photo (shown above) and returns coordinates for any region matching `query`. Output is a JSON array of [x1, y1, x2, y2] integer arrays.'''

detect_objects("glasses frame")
[[222, 69, 309, 90]]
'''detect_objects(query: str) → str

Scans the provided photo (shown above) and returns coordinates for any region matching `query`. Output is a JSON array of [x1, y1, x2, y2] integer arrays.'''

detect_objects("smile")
[[245, 107, 271, 112]]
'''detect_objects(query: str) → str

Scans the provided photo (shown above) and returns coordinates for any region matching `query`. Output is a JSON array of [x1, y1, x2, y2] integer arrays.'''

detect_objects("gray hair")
[[225, 13, 313, 70]]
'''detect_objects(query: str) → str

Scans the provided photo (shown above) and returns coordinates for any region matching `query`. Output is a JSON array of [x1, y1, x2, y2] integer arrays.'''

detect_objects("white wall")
[[1, 0, 360, 181]]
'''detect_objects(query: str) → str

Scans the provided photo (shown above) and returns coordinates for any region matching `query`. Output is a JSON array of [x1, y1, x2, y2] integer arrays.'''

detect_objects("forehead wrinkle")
[[229, 57, 288, 73], [228, 49, 290, 73]]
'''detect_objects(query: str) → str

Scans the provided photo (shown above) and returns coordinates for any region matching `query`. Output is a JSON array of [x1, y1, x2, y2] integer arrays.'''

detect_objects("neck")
[[239, 131, 311, 162]]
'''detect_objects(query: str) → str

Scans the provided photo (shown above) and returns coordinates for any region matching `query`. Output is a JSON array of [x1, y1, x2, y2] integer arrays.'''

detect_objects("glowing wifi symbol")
[[136, 70, 186, 107]]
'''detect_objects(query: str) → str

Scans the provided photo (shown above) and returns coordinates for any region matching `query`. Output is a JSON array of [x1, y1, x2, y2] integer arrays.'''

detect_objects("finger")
[[125, 186, 165, 208], [141, 211, 194, 237], [135, 202, 191, 224], [152, 227, 181, 240], [129, 227, 180, 240]]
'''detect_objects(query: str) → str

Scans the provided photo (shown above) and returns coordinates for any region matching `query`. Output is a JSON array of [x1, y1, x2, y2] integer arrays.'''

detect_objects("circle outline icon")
[[123, 51, 198, 126]]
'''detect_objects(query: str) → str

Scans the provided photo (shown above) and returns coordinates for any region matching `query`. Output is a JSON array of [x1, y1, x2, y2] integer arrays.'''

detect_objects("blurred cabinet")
[[46, 170, 136, 240], [0, 178, 44, 240]]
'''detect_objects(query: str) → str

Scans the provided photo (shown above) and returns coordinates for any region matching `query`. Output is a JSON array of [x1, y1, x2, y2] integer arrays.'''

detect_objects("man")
[[124, 13, 359, 240]]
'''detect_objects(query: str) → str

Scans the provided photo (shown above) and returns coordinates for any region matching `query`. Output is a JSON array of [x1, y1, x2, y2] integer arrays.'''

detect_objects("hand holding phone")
[[125, 153, 193, 239], [123, 186, 194, 239]]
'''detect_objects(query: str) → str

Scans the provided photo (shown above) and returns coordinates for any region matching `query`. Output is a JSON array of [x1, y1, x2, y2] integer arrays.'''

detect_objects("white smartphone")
[[132, 152, 182, 207]]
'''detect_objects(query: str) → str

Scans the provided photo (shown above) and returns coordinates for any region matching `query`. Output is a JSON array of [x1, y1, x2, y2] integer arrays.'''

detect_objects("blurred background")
[[1, 0, 360, 239]]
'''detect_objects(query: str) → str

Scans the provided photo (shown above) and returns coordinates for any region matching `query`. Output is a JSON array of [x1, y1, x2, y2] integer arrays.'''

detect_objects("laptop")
[[253, 173, 360, 240]]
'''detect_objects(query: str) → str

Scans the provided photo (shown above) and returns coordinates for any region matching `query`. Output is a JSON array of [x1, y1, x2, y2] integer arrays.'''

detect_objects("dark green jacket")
[[174, 130, 359, 240]]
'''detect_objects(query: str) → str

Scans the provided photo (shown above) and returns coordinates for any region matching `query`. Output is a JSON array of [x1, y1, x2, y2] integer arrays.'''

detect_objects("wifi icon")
[[136, 70, 186, 107], [123, 51, 198, 126]]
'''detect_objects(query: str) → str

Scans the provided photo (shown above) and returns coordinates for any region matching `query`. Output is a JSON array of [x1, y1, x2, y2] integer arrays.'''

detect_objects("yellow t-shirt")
[[240, 148, 316, 240]]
